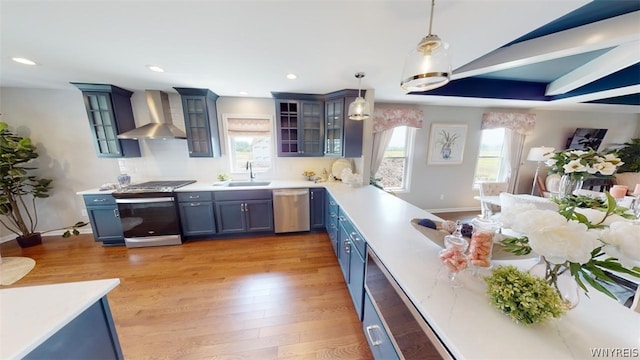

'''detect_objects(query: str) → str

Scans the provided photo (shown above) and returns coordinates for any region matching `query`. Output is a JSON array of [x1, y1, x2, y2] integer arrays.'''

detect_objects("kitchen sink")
[[225, 181, 271, 187]]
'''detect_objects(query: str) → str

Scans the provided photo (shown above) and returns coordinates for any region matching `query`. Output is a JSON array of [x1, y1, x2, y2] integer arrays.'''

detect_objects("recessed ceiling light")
[[286, 73, 297, 80], [239, 91, 249, 96], [147, 65, 165, 73], [12, 57, 37, 65]]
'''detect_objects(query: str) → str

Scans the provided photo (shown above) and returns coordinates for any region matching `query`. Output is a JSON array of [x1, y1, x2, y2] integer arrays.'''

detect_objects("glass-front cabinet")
[[324, 89, 364, 158], [174, 88, 221, 158], [324, 98, 344, 156], [72, 83, 141, 158], [273, 92, 324, 157]]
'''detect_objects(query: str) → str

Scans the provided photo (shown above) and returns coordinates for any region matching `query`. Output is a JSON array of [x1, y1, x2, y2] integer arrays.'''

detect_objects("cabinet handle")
[[189, 195, 200, 199], [330, 213, 337, 218], [338, 216, 345, 222], [190, 203, 201, 206], [113, 209, 119, 218], [344, 240, 351, 254], [350, 232, 361, 243], [93, 198, 107, 203], [244, 203, 248, 212], [330, 223, 336, 229], [311, 192, 314, 200], [329, 201, 336, 206], [241, 203, 245, 212], [365, 325, 383, 346]]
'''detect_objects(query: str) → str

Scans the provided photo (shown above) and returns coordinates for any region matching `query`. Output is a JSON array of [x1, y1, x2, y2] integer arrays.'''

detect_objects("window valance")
[[373, 106, 423, 133], [481, 112, 536, 135], [226, 117, 271, 136]]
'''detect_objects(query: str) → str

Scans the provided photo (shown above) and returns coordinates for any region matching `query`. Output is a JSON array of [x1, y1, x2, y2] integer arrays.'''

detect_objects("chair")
[[479, 182, 508, 217], [499, 193, 559, 213], [582, 177, 614, 192]]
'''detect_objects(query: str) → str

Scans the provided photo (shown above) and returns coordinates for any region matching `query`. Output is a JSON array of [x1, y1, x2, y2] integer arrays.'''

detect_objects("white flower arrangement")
[[500, 193, 640, 299], [546, 149, 623, 179]]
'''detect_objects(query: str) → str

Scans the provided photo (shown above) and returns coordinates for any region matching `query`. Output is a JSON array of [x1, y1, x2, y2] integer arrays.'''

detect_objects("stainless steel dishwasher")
[[273, 189, 310, 233]]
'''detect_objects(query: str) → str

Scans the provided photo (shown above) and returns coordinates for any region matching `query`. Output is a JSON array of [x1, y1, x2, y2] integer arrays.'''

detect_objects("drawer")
[[363, 292, 400, 360], [177, 192, 213, 202], [214, 189, 272, 201], [83, 194, 116, 206], [338, 209, 366, 256]]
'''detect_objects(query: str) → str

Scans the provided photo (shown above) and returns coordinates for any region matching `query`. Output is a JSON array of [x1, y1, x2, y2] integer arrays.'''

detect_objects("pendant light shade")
[[400, 0, 451, 92], [348, 72, 370, 121]]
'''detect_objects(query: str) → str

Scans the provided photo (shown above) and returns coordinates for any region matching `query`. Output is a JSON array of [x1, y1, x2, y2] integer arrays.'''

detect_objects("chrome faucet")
[[246, 160, 255, 181]]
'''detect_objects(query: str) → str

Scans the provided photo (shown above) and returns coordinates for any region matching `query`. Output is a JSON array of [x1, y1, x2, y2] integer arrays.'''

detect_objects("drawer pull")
[[350, 232, 361, 242], [365, 325, 383, 346], [113, 209, 119, 218], [190, 203, 201, 206], [189, 195, 200, 199], [343, 240, 351, 254], [93, 198, 107, 202], [338, 216, 345, 222]]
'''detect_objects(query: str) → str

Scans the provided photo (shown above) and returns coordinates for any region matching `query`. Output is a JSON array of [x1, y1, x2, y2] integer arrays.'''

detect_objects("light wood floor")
[[1, 233, 373, 360]]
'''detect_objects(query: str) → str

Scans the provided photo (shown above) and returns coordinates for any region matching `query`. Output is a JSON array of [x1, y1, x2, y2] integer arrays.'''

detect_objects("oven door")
[[115, 197, 182, 247]]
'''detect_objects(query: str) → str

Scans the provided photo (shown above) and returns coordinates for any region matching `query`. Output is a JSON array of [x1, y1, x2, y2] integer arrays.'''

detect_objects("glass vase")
[[557, 174, 584, 197], [529, 257, 580, 309]]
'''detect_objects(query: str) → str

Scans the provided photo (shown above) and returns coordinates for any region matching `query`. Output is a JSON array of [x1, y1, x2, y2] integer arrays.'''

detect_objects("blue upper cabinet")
[[174, 88, 222, 158], [272, 92, 325, 157], [71, 83, 141, 158], [324, 89, 364, 158]]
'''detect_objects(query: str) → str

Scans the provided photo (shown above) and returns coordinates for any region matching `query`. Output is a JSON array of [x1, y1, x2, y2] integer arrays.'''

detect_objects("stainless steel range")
[[112, 180, 195, 248]]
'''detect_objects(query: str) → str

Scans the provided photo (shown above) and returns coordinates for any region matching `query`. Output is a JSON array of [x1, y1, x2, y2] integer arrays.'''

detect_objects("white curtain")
[[370, 129, 395, 178], [500, 129, 526, 193], [482, 112, 536, 193]]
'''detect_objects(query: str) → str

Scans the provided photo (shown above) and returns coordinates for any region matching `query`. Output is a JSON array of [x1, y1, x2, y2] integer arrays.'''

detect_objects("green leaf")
[[579, 270, 616, 299]]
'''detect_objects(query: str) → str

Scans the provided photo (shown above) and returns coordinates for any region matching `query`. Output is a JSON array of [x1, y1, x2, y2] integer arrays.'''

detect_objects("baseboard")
[[425, 206, 481, 214], [1, 228, 93, 245]]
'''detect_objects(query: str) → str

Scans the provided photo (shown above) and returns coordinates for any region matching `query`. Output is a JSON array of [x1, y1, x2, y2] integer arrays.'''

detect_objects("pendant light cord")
[[428, 0, 435, 36]]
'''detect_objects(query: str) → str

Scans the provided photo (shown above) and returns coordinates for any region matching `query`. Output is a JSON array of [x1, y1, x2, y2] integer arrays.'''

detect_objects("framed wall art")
[[427, 123, 467, 165]]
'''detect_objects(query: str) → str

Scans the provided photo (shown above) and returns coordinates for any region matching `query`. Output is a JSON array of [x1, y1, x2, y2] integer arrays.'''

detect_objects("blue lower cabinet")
[[309, 188, 325, 229], [83, 194, 124, 246], [178, 201, 216, 237], [25, 297, 123, 360], [325, 193, 339, 256], [363, 292, 400, 360], [338, 211, 366, 320], [177, 192, 216, 239], [215, 200, 274, 234]]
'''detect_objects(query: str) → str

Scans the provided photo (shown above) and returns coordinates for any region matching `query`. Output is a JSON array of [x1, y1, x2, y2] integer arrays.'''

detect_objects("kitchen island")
[[322, 182, 639, 359], [1, 278, 122, 360]]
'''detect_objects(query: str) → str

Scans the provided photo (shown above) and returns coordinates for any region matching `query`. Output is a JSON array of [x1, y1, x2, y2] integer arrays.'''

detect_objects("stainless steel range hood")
[[117, 90, 186, 139]]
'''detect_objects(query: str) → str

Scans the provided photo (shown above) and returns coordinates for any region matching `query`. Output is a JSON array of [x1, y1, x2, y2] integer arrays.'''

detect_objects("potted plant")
[[0, 121, 87, 247]]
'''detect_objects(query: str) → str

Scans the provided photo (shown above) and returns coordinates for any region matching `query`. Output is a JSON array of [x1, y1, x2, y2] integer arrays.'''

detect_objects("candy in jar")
[[468, 217, 499, 270], [439, 234, 468, 287]]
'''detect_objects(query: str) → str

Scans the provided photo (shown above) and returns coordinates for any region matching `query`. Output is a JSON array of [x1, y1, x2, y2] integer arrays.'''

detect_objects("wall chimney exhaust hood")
[[117, 90, 186, 140]]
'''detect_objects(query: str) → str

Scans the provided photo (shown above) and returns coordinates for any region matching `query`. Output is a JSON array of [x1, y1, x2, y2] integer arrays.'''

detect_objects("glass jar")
[[439, 234, 469, 287], [117, 174, 131, 189], [469, 217, 500, 274]]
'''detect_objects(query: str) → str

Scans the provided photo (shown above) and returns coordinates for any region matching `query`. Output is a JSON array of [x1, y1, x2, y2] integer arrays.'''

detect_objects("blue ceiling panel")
[[551, 64, 640, 101], [410, 78, 551, 101], [587, 93, 640, 105], [506, 0, 640, 46]]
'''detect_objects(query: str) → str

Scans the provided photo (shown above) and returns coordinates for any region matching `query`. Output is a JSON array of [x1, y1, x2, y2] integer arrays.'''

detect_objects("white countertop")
[[324, 183, 640, 360], [0, 278, 120, 360], [76, 179, 325, 195]]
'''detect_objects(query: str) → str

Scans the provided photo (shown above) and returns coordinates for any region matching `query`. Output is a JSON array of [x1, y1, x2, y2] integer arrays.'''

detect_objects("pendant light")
[[348, 72, 370, 121], [400, 0, 451, 92]]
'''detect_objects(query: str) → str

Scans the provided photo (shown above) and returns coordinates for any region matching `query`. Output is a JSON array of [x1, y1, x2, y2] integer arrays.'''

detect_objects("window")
[[474, 128, 506, 185], [223, 115, 273, 174], [375, 126, 414, 191]]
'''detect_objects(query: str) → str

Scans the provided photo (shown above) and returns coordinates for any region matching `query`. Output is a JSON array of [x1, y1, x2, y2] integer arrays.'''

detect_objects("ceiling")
[[1, 0, 639, 113]]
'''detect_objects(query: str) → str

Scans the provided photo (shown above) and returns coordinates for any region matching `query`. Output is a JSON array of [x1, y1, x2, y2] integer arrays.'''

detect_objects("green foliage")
[[485, 266, 566, 325], [612, 138, 640, 173], [552, 194, 635, 222], [0, 121, 87, 239]]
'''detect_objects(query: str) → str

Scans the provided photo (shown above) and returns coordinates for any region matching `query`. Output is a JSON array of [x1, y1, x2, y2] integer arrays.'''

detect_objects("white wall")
[[1, 86, 638, 239]]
